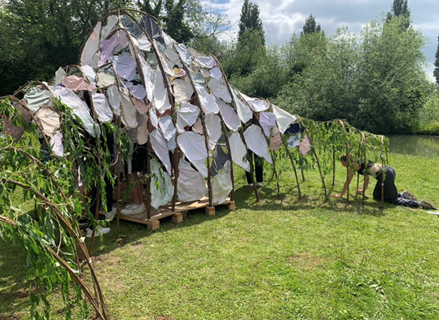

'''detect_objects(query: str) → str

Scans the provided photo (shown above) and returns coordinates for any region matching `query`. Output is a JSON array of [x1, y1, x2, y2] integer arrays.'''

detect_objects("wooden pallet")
[[108, 197, 235, 231]]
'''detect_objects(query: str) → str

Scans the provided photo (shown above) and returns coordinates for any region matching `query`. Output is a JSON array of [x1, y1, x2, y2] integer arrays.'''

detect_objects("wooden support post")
[[268, 101, 301, 199], [205, 206, 215, 216], [361, 132, 366, 206], [228, 201, 236, 211], [210, 54, 260, 202], [300, 118, 328, 201], [332, 148, 336, 187], [172, 212, 183, 224], [234, 93, 281, 198], [147, 220, 160, 231], [339, 120, 350, 203], [215, 112, 235, 202]]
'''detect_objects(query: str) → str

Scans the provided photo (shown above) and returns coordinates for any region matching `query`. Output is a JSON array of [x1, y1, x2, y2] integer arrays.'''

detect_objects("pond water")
[[387, 135, 439, 157]]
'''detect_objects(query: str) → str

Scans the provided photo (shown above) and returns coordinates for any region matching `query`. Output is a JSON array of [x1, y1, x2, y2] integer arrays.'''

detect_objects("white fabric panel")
[[176, 101, 199, 133], [212, 161, 232, 204], [150, 158, 174, 209], [50, 86, 99, 137], [174, 43, 191, 65], [201, 68, 210, 78], [259, 112, 277, 137], [81, 22, 101, 66], [208, 78, 232, 103], [37, 108, 60, 136], [177, 158, 208, 202], [50, 131, 64, 157], [173, 79, 193, 103], [120, 87, 138, 129], [97, 71, 116, 88], [137, 115, 149, 145], [133, 98, 149, 114], [92, 92, 113, 123], [99, 31, 129, 67], [53, 67, 66, 86], [195, 84, 219, 114], [24, 87, 52, 112], [240, 92, 269, 112], [229, 132, 250, 172], [101, 15, 118, 39], [167, 131, 177, 152], [165, 48, 181, 67], [195, 56, 216, 68], [106, 85, 121, 116], [177, 131, 208, 178], [209, 67, 223, 81], [81, 65, 97, 85], [136, 34, 152, 51], [138, 54, 155, 102], [287, 133, 301, 149], [112, 52, 137, 81], [150, 129, 172, 175], [192, 118, 204, 135], [162, 31, 175, 48], [154, 68, 171, 114], [158, 115, 176, 141], [231, 87, 252, 124], [216, 97, 240, 132], [124, 81, 147, 100], [156, 48, 175, 76], [244, 125, 272, 164], [150, 108, 158, 128], [272, 104, 297, 134], [205, 114, 221, 151]]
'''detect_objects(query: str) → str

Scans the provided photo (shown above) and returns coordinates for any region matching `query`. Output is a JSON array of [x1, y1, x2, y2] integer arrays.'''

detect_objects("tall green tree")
[[386, 0, 410, 28], [237, 0, 264, 46], [301, 14, 321, 36], [137, 0, 163, 18], [162, 0, 194, 43], [434, 33, 439, 86]]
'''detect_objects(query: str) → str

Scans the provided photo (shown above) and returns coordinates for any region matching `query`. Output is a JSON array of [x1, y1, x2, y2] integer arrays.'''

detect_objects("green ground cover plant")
[[1, 152, 439, 319]]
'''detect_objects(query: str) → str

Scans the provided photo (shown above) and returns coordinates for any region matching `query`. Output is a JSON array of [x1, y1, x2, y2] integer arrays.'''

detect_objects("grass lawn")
[[1, 152, 439, 319]]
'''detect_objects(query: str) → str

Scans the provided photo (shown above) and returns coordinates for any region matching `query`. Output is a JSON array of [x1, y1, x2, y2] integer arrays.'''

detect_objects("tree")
[[434, 33, 439, 86], [0, 0, 228, 96], [277, 17, 429, 134], [237, 0, 264, 46], [137, 0, 163, 18], [301, 14, 321, 36], [386, 0, 410, 29], [162, 0, 194, 43], [0, 0, 128, 96]]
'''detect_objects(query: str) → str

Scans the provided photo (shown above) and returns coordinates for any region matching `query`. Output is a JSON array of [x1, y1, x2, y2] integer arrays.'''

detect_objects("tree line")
[[1, 0, 438, 135]]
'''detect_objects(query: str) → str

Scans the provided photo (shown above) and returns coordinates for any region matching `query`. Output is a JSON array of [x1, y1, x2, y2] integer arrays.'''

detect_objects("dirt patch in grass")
[[155, 316, 173, 320], [287, 253, 325, 269]]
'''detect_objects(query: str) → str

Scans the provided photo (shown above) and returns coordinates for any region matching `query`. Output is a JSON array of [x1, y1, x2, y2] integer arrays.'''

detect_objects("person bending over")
[[332, 155, 437, 210]]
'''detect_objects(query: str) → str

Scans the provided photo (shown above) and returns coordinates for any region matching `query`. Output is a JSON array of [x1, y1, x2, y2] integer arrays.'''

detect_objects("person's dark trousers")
[[373, 166, 419, 208], [245, 151, 263, 184]]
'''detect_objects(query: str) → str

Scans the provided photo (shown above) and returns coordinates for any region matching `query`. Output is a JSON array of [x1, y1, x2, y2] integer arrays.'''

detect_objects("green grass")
[[1, 153, 439, 319]]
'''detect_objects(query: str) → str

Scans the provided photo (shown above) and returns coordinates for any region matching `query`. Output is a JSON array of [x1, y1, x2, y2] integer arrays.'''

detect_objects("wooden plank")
[[205, 206, 215, 216], [172, 212, 183, 224], [103, 197, 232, 227]]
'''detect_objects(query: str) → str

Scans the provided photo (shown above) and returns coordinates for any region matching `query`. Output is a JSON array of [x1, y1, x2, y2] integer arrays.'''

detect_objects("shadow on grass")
[[0, 239, 31, 317]]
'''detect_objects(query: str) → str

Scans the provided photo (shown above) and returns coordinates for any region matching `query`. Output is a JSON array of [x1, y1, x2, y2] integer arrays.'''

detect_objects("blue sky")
[[203, 0, 438, 80]]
